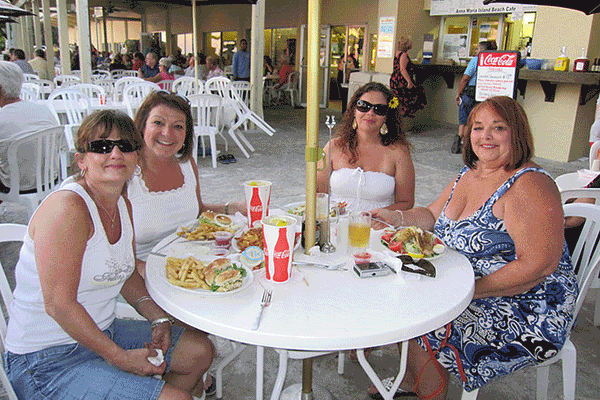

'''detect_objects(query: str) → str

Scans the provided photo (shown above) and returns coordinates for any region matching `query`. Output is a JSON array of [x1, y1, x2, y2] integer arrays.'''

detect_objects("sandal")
[[205, 374, 216, 396], [368, 377, 417, 399], [217, 154, 230, 165], [226, 154, 236, 163]]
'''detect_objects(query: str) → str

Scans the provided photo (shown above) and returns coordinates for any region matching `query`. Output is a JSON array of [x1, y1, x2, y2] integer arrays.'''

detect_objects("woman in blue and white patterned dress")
[[370, 96, 578, 399]]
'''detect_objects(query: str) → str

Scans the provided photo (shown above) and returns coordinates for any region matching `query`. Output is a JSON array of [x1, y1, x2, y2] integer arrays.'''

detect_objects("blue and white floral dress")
[[417, 166, 579, 392]]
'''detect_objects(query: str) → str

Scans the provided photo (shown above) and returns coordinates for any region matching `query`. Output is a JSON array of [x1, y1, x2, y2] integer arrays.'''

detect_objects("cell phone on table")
[[353, 261, 391, 278]]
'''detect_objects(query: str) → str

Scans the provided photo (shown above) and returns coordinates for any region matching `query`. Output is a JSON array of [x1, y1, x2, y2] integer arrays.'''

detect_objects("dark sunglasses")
[[356, 99, 389, 116], [87, 139, 140, 154], [154, 89, 191, 104]]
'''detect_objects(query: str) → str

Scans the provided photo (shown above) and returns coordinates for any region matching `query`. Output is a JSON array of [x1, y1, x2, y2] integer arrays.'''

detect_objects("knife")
[[397, 255, 436, 278]]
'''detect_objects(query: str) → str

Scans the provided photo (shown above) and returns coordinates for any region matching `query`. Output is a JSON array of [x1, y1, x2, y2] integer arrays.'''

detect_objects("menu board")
[[475, 51, 520, 101], [377, 17, 395, 59]]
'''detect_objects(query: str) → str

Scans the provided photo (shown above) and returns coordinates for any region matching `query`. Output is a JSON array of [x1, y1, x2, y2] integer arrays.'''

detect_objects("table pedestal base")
[[280, 384, 332, 400]]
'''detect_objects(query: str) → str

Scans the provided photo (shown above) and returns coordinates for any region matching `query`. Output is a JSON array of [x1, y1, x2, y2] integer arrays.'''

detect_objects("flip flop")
[[368, 377, 417, 399], [217, 154, 230, 164], [226, 154, 237, 163]]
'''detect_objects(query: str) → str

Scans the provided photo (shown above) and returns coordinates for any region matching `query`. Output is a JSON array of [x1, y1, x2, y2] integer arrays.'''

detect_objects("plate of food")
[[283, 200, 347, 218], [379, 226, 446, 260], [176, 211, 240, 243], [162, 255, 253, 296]]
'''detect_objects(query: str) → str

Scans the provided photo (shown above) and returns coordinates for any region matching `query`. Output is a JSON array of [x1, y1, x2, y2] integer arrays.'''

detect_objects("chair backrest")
[[70, 70, 82, 77], [122, 81, 160, 118], [224, 65, 233, 77], [0, 223, 27, 400], [92, 69, 110, 78], [47, 88, 90, 126], [0, 126, 64, 210], [158, 79, 174, 92], [563, 203, 600, 331], [53, 74, 81, 88], [560, 188, 600, 205], [110, 69, 128, 79], [230, 81, 251, 106], [173, 76, 202, 97], [35, 79, 56, 99], [113, 76, 144, 101], [20, 82, 41, 100], [590, 141, 600, 170], [205, 76, 232, 97], [92, 78, 116, 98], [23, 73, 40, 81], [71, 83, 106, 101], [121, 70, 139, 77], [188, 94, 222, 134]]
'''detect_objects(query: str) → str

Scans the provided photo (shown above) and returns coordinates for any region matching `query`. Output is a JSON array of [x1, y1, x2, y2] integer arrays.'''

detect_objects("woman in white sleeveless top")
[[317, 82, 415, 214], [4, 110, 214, 400]]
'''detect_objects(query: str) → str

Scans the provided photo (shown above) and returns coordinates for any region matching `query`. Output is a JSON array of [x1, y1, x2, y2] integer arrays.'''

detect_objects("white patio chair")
[[71, 83, 107, 103], [589, 141, 600, 170], [35, 79, 55, 99], [230, 80, 251, 107], [158, 80, 174, 92], [272, 71, 299, 107], [23, 73, 40, 81], [224, 65, 233, 79], [48, 88, 91, 179], [20, 82, 41, 100], [188, 94, 227, 169], [461, 202, 600, 400], [122, 81, 161, 118], [53, 74, 81, 88], [93, 78, 116, 99], [121, 70, 139, 77], [0, 127, 64, 216], [205, 76, 231, 97], [0, 223, 27, 400], [173, 76, 202, 97], [54, 66, 61, 76], [113, 76, 144, 102], [92, 69, 110, 79], [228, 88, 276, 151], [110, 69, 128, 79]]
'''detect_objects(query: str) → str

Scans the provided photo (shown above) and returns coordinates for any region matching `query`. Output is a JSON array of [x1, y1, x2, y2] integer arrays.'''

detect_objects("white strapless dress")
[[329, 167, 395, 213]]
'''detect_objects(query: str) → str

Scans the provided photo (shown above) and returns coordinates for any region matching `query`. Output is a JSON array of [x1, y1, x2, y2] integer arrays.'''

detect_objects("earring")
[[352, 119, 358, 130], [80, 168, 86, 177], [134, 165, 142, 176], [380, 124, 388, 135]]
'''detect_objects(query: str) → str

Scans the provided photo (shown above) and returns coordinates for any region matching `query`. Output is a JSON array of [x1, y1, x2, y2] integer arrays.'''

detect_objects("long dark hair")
[[336, 82, 409, 164]]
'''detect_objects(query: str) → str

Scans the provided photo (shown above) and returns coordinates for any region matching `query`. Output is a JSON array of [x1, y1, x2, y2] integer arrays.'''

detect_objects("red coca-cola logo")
[[480, 53, 517, 68], [273, 249, 290, 259], [250, 205, 263, 213]]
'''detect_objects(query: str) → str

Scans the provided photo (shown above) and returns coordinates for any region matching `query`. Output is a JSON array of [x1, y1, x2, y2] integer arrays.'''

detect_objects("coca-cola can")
[[243, 180, 272, 228], [262, 215, 297, 283]]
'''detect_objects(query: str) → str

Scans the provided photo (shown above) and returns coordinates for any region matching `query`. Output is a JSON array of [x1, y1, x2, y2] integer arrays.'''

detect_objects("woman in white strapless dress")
[[317, 82, 415, 214]]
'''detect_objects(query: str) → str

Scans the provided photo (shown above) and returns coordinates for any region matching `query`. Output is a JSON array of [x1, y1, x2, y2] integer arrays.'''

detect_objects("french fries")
[[235, 228, 264, 251], [165, 256, 211, 290], [177, 222, 236, 241]]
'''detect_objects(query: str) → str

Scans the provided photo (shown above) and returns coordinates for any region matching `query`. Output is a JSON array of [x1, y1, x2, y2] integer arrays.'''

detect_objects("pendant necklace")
[[93, 196, 118, 229]]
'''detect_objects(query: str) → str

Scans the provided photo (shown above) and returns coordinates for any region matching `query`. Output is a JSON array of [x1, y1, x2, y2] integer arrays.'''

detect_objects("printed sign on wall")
[[475, 51, 520, 101], [377, 17, 395, 58]]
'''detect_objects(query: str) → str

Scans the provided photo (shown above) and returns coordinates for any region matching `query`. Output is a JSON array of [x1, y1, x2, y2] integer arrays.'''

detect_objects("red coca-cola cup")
[[243, 180, 272, 228], [262, 215, 297, 283]]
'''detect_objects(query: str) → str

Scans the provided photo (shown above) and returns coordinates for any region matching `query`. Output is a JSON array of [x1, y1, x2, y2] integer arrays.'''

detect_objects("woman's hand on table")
[[371, 208, 401, 230]]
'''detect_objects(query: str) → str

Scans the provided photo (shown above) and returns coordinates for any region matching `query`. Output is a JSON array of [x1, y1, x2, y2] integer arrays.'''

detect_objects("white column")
[[250, 0, 265, 117], [23, 3, 33, 58], [57, 0, 70, 74], [41, 0, 54, 78], [102, 8, 108, 52], [75, 0, 92, 82], [32, 0, 42, 53]]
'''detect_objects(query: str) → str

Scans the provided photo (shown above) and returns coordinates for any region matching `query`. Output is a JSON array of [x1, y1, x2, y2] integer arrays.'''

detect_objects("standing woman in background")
[[389, 36, 427, 120]]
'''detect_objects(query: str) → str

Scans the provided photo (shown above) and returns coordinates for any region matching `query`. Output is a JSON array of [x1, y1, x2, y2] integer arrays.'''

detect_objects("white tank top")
[[5, 179, 135, 354], [330, 167, 395, 213], [127, 159, 199, 261]]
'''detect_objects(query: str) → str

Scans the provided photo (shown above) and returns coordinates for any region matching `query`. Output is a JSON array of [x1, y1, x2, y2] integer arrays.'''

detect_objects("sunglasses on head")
[[154, 89, 191, 104], [87, 139, 140, 154], [356, 99, 389, 116]]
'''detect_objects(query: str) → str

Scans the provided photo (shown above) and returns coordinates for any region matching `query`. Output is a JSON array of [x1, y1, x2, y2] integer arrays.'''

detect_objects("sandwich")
[[204, 258, 247, 292], [199, 211, 220, 227]]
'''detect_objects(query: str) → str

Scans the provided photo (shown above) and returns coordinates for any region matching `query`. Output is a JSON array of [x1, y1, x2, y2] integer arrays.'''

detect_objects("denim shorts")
[[3, 319, 185, 400], [459, 93, 477, 125]]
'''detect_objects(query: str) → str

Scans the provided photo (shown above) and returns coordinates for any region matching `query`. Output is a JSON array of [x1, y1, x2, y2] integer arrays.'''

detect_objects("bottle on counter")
[[573, 47, 590, 72], [554, 46, 570, 71]]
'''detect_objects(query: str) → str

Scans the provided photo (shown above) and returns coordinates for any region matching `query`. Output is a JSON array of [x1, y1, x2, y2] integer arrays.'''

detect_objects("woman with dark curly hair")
[[316, 82, 415, 214]]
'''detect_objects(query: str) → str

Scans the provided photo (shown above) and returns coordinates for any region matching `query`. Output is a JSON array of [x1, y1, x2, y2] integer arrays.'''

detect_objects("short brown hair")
[[463, 96, 534, 170], [133, 91, 194, 161]]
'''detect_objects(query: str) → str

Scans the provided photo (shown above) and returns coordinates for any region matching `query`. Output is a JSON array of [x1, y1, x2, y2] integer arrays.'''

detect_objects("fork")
[[251, 289, 272, 330]]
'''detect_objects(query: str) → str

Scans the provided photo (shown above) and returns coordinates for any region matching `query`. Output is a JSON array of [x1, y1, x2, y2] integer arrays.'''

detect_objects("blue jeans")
[[3, 319, 185, 400], [459, 93, 477, 125]]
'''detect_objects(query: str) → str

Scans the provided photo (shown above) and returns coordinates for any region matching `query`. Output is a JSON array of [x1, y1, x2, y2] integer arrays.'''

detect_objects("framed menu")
[[475, 50, 520, 101]]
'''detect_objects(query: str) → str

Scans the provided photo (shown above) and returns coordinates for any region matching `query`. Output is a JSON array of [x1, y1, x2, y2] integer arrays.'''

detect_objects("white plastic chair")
[[35, 79, 55, 99], [20, 82, 41, 100], [230, 80, 251, 107], [205, 76, 232, 97], [589, 141, 600, 170], [122, 81, 161, 118], [113, 76, 144, 102], [121, 70, 139, 77], [228, 88, 276, 150], [0, 223, 27, 400], [23, 73, 40, 81], [173, 76, 202, 97], [92, 69, 110, 79], [0, 126, 64, 216], [224, 65, 233, 79], [71, 83, 107, 103], [110, 69, 128, 79], [283, 71, 299, 107], [53, 74, 81, 88], [188, 94, 227, 169], [461, 202, 600, 400], [158, 80, 174, 92]]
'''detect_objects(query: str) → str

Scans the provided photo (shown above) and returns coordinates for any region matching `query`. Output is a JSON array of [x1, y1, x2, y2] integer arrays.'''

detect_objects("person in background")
[[0, 61, 58, 193], [316, 82, 415, 214], [132, 52, 145, 71], [109, 53, 127, 71], [232, 38, 250, 81], [184, 53, 207, 80], [264, 55, 274, 76], [273, 56, 293, 89], [144, 57, 175, 89], [139, 52, 160, 79], [123, 53, 133, 70], [168, 55, 185, 76], [206, 55, 225, 79], [589, 95, 600, 145], [389, 36, 427, 119], [451, 40, 497, 154], [11, 49, 34, 74], [4, 109, 215, 400], [369, 96, 577, 400], [28, 49, 49, 80]]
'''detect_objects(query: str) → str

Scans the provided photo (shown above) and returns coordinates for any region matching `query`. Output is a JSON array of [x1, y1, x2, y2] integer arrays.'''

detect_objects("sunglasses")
[[154, 89, 191, 105], [356, 99, 389, 116], [87, 139, 140, 154]]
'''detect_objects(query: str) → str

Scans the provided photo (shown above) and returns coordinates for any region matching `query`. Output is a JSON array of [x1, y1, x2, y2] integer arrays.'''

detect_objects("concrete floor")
[[1, 104, 599, 399]]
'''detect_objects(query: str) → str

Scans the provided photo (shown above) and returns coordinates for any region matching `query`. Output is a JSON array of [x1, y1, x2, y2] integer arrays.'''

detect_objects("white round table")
[[146, 231, 475, 400]]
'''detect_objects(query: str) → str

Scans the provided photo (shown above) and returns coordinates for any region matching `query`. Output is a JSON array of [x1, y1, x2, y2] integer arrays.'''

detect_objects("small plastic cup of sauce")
[[353, 252, 372, 264], [214, 231, 233, 248]]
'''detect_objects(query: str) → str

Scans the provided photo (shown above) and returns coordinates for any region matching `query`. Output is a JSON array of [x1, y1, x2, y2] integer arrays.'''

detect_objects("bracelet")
[[394, 210, 405, 227], [151, 317, 175, 329], [135, 296, 153, 307], [225, 202, 230, 215]]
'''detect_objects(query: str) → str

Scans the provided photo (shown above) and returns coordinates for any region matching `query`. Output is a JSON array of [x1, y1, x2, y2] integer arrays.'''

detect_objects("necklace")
[[93, 196, 118, 229]]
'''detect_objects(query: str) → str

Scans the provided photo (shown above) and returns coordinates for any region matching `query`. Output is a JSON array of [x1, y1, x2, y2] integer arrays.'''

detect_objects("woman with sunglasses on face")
[[317, 82, 415, 215], [4, 110, 214, 400]]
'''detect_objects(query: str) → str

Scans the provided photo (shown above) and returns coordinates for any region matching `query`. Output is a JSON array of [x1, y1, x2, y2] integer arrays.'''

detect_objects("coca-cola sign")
[[475, 51, 520, 102], [479, 53, 517, 68]]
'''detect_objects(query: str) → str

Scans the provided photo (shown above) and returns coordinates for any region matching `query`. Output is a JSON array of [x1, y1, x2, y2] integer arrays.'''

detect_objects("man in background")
[[138, 52, 160, 78], [11, 49, 34, 74], [232, 39, 250, 81], [29, 49, 49, 80]]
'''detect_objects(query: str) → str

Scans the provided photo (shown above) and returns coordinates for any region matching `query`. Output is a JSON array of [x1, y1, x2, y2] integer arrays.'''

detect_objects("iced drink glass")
[[243, 180, 272, 228], [262, 215, 297, 283], [348, 211, 371, 250]]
